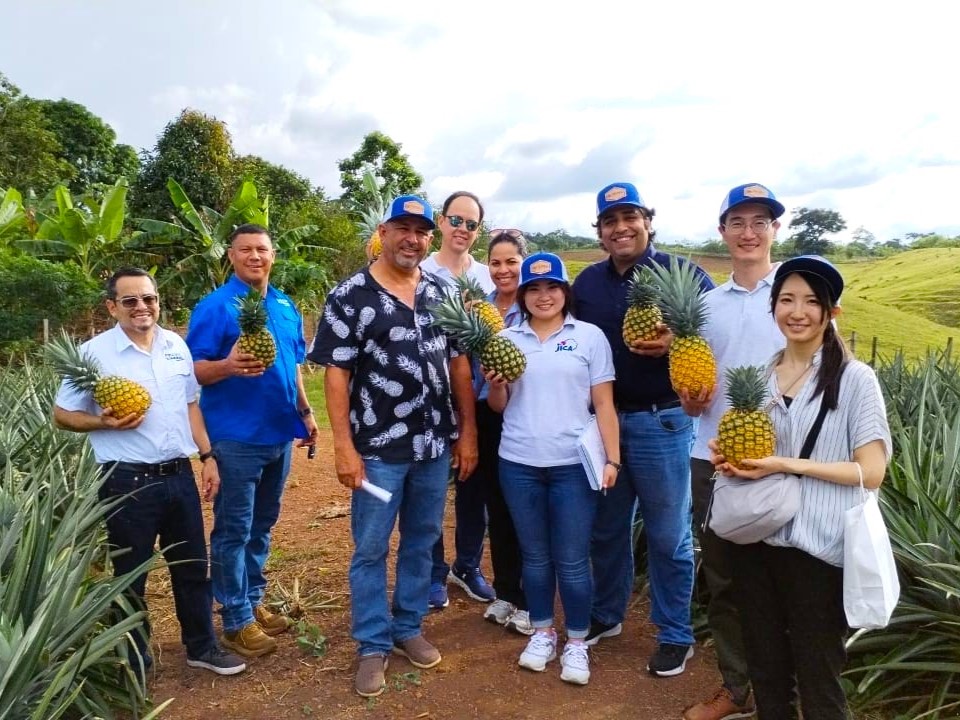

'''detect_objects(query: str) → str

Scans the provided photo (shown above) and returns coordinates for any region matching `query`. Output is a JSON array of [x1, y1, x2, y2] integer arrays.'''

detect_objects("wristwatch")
[[199, 450, 217, 463], [298, 407, 313, 418], [606, 460, 622, 471]]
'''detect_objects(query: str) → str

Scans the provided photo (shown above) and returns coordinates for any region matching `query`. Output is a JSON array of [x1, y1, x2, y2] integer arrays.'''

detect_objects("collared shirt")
[[498, 315, 615, 467], [692, 264, 785, 460], [472, 291, 523, 400], [764, 354, 892, 566], [420, 253, 495, 294], [572, 244, 715, 408], [307, 267, 461, 463], [186, 274, 307, 445], [54, 324, 200, 464]]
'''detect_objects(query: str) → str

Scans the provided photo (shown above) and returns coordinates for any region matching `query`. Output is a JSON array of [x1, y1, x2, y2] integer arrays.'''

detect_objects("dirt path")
[[145, 433, 721, 719]]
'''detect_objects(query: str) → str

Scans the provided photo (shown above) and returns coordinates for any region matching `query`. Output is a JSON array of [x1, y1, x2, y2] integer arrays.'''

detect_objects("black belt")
[[106, 457, 191, 477], [618, 399, 682, 413]]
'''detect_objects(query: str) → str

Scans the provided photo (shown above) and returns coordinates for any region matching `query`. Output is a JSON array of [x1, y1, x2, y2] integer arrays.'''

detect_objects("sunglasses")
[[115, 294, 159, 309], [445, 215, 480, 232], [489, 228, 524, 241]]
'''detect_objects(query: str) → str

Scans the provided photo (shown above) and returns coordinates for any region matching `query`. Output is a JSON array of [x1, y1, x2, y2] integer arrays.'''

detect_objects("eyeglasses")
[[489, 228, 524, 241], [445, 215, 479, 232], [115, 294, 159, 309], [724, 218, 775, 235]]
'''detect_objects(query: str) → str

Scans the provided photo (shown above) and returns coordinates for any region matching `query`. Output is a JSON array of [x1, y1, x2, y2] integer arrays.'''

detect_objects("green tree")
[[0, 73, 70, 194], [337, 131, 423, 209], [131, 108, 235, 221], [231, 155, 323, 227], [787, 207, 846, 256]]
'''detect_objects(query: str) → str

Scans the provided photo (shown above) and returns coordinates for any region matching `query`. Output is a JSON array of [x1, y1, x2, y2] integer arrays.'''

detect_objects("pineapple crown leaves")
[[45, 330, 103, 390], [642, 257, 709, 338], [430, 291, 494, 354], [234, 289, 269, 334], [724, 365, 770, 411], [453, 273, 489, 303], [626, 266, 660, 308]]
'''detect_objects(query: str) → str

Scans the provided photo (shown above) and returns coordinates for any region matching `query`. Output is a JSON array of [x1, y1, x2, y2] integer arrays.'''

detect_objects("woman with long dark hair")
[[712, 255, 891, 719]]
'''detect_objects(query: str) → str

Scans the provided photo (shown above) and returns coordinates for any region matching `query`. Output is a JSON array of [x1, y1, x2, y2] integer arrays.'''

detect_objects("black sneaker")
[[584, 620, 623, 647], [646, 642, 693, 677], [187, 645, 247, 676]]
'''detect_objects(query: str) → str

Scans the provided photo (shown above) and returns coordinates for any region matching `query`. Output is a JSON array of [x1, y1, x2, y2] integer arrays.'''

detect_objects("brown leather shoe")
[[392, 635, 441, 669], [254, 604, 293, 637], [355, 654, 388, 697], [221, 622, 278, 658], [682, 686, 755, 720]]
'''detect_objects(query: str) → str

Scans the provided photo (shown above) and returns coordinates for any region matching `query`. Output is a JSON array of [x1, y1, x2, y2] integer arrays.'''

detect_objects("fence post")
[[43, 318, 49, 344], [870, 336, 878, 366], [947, 337, 954, 360], [849, 331, 857, 355]]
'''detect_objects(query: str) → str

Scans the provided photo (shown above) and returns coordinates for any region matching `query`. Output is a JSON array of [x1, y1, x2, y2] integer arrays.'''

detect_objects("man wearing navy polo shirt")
[[572, 183, 714, 677], [186, 224, 319, 658]]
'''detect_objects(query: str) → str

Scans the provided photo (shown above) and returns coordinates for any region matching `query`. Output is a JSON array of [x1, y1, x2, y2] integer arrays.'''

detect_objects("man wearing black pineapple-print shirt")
[[309, 194, 477, 699]]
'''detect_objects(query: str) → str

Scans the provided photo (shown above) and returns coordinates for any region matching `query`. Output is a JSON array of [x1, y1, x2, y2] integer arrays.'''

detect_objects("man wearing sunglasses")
[[53, 267, 246, 680], [186, 224, 319, 660], [572, 183, 714, 679]]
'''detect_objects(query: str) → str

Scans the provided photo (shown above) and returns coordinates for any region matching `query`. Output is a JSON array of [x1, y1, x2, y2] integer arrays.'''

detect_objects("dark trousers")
[[730, 542, 849, 720], [431, 401, 526, 609], [100, 463, 216, 660], [691, 458, 751, 696]]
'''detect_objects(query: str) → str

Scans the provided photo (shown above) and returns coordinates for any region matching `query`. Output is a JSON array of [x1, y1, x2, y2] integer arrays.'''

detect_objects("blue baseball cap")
[[520, 252, 569, 287], [719, 183, 785, 223], [775, 255, 844, 302], [596, 182, 647, 218], [382, 194, 435, 229]]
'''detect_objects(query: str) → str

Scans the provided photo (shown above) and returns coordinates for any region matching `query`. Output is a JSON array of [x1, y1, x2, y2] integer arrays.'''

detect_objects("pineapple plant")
[[354, 170, 395, 261], [46, 331, 152, 418], [622, 265, 663, 345], [431, 292, 526, 381], [455, 274, 504, 333], [235, 289, 276, 368], [644, 257, 717, 396], [717, 365, 776, 469]]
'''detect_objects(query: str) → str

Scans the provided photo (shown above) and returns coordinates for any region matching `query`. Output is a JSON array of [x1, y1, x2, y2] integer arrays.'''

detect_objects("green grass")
[[302, 368, 330, 428]]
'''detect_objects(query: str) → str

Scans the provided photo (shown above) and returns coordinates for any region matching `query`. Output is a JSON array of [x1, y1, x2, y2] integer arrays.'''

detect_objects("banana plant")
[[0, 187, 26, 242]]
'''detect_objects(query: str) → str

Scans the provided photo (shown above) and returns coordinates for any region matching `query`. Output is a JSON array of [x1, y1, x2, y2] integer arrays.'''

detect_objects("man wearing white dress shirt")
[[53, 267, 245, 680]]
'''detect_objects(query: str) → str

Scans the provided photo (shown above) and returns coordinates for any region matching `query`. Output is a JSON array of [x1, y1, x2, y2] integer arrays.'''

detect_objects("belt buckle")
[[157, 460, 179, 476]]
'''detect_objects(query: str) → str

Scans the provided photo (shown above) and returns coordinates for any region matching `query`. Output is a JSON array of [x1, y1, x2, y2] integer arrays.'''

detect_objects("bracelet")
[[606, 460, 622, 471], [199, 450, 217, 463], [298, 407, 313, 418]]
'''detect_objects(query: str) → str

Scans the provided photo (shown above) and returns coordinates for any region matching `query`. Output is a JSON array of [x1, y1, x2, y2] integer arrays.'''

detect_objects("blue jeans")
[[351, 451, 449, 657], [590, 406, 695, 645], [210, 440, 292, 633], [99, 462, 216, 659], [499, 459, 597, 638]]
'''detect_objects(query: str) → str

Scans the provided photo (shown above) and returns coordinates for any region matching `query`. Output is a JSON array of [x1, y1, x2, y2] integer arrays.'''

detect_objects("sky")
[[3, 0, 958, 245]]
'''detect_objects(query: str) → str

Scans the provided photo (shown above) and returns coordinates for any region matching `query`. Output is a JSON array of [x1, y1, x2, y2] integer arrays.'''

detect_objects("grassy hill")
[[559, 248, 959, 361]]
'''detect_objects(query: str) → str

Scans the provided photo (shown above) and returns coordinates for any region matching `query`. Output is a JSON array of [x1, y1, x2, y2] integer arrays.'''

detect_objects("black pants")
[[730, 542, 849, 720], [100, 463, 216, 660]]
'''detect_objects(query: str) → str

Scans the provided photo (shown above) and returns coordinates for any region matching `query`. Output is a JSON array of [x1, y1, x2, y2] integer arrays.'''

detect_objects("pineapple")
[[622, 265, 663, 345], [455, 274, 504, 333], [46, 331, 152, 418], [717, 365, 776, 469], [355, 170, 393, 261], [366, 230, 382, 260], [235, 289, 276, 368], [431, 292, 526, 381], [644, 257, 717, 396]]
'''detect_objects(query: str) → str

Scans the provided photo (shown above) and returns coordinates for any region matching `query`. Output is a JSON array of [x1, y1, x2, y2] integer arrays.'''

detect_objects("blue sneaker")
[[428, 581, 449, 610], [449, 565, 495, 602]]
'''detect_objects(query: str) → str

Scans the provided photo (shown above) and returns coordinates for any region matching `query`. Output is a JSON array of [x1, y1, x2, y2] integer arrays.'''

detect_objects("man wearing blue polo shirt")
[[186, 224, 319, 658], [572, 183, 714, 677]]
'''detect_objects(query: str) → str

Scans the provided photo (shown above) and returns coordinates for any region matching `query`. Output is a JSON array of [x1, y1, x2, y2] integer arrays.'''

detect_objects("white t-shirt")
[[498, 316, 615, 467], [420, 253, 494, 294], [55, 325, 201, 464], [692, 265, 785, 460]]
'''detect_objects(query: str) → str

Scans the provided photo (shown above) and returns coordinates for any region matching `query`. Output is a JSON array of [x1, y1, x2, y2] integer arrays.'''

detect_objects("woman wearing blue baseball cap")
[[486, 251, 620, 686], [710, 256, 892, 719]]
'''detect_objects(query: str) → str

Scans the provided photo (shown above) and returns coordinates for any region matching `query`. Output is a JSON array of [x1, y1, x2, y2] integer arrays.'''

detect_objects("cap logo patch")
[[402, 200, 425, 215], [529, 259, 553, 275], [743, 185, 769, 198], [604, 186, 628, 202]]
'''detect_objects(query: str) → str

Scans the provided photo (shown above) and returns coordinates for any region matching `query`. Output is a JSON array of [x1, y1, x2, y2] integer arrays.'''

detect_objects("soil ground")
[[144, 433, 723, 720]]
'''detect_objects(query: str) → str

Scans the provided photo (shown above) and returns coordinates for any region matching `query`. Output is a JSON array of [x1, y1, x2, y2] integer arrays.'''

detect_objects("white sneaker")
[[506, 609, 535, 636], [560, 642, 590, 685], [518, 631, 557, 672], [484, 599, 516, 626]]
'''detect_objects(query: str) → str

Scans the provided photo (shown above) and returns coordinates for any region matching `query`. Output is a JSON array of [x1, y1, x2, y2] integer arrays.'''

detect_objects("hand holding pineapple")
[[712, 365, 778, 478], [229, 289, 276, 377]]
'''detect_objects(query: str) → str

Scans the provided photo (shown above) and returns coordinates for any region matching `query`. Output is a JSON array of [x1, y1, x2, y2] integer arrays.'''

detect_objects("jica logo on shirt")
[[555, 338, 578, 353]]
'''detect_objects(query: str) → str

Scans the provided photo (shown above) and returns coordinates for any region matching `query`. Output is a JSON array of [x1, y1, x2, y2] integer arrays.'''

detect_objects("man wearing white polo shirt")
[[680, 183, 787, 720]]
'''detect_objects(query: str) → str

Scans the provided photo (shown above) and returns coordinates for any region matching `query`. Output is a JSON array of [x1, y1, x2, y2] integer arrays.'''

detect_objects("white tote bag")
[[843, 463, 900, 629]]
